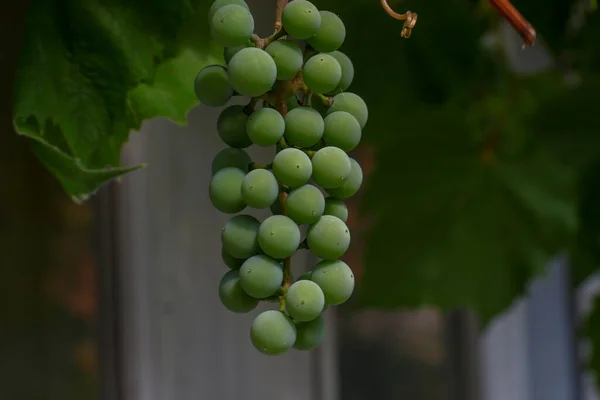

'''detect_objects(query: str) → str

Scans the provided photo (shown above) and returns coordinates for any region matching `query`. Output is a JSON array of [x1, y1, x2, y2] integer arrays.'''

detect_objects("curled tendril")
[[380, 0, 418, 38]]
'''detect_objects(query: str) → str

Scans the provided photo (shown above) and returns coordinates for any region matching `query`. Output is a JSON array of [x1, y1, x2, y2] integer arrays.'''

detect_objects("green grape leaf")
[[12, 0, 221, 201], [357, 106, 578, 325]]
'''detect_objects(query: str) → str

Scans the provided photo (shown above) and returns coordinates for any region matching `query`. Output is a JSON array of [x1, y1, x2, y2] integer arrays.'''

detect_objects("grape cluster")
[[198, 0, 367, 356]]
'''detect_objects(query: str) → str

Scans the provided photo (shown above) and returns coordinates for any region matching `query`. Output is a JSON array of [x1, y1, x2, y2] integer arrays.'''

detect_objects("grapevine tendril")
[[380, 0, 418, 38]]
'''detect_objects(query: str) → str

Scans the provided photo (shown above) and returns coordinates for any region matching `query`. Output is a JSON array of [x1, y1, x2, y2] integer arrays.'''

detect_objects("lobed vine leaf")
[[12, 0, 220, 201], [357, 106, 578, 325]]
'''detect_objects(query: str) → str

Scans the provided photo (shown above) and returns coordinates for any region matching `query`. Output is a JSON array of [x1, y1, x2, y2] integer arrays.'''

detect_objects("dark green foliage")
[[11, 0, 600, 386]]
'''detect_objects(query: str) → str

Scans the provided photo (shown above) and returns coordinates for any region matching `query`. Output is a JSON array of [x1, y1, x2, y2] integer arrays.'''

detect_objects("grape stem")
[[251, 0, 289, 49], [271, 0, 292, 313], [274, 0, 289, 33], [315, 93, 333, 107]]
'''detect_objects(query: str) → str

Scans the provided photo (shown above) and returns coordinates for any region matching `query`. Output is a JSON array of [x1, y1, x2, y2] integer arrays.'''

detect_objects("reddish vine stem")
[[488, 0, 536, 47]]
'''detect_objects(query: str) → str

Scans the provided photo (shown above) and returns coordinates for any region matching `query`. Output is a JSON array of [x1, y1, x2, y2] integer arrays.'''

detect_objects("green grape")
[[306, 11, 346, 52], [241, 169, 279, 209], [297, 271, 312, 281], [327, 92, 368, 129], [325, 51, 354, 94], [194, 65, 234, 107], [224, 42, 252, 64], [250, 310, 297, 355], [222, 246, 246, 269], [294, 314, 326, 350], [210, 5, 255, 47], [310, 259, 354, 305], [285, 280, 325, 322], [208, 0, 249, 21], [217, 105, 252, 148], [282, 0, 321, 39], [246, 108, 285, 147], [219, 269, 259, 313], [323, 197, 348, 222], [228, 47, 277, 97], [239, 254, 284, 298], [327, 158, 363, 199], [307, 140, 325, 152], [306, 215, 350, 260], [221, 214, 260, 259], [287, 95, 301, 111], [258, 215, 301, 259], [211, 147, 251, 175], [272, 148, 312, 188], [284, 107, 324, 148], [286, 184, 325, 224], [322, 111, 361, 151], [303, 54, 342, 94], [209, 167, 246, 213], [311, 146, 351, 189], [265, 40, 303, 80]]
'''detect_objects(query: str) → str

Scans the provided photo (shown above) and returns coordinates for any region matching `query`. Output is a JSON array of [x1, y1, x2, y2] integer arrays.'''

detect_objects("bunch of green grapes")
[[197, 0, 367, 356]]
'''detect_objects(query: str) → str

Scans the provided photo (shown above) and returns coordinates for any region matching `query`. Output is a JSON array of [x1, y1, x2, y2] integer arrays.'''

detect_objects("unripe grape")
[[327, 158, 363, 199], [228, 47, 277, 97], [282, 0, 321, 39], [307, 11, 346, 52], [217, 105, 252, 148], [322, 111, 361, 151], [325, 51, 354, 94], [208, 0, 249, 22], [265, 40, 303, 80], [258, 215, 301, 259], [219, 269, 259, 313], [303, 54, 342, 94], [210, 5, 255, 47], [306, 215, 350, 260], [211, 147, 251, 175], [294, 314, 326, 350], [194, 65, 233, 107], [221, 214, 260, 259], [241, 169, 279, 209], [239, 254, 284, 298], [224, 42, 251, 64], [285, 280, 325, 322], [323, 197, 348, 222], [327, 92, 369, 129], [272, 148, 312, 188], [310, 259, 355, 305], [246, 108, 285, 147], [222, 247, 246, 269], [250, 310, 297, 355], [209, 167, 246, 213], [284, 107, 324, 148], [286, 184, 325, 224], [311, 146, 352, 189]]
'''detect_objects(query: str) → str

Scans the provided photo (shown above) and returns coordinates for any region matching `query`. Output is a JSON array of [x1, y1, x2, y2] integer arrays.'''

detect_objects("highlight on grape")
[[199, 0, 367, 356]]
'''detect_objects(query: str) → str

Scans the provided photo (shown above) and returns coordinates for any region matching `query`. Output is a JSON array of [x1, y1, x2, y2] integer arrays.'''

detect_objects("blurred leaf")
[[12, 0, 220, 201], [357, 106, 578, 325], [572, 158, 600, 286]]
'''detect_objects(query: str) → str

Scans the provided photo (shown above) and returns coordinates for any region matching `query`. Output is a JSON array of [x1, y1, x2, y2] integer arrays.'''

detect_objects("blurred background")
[[1, 0, 599, 399]]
